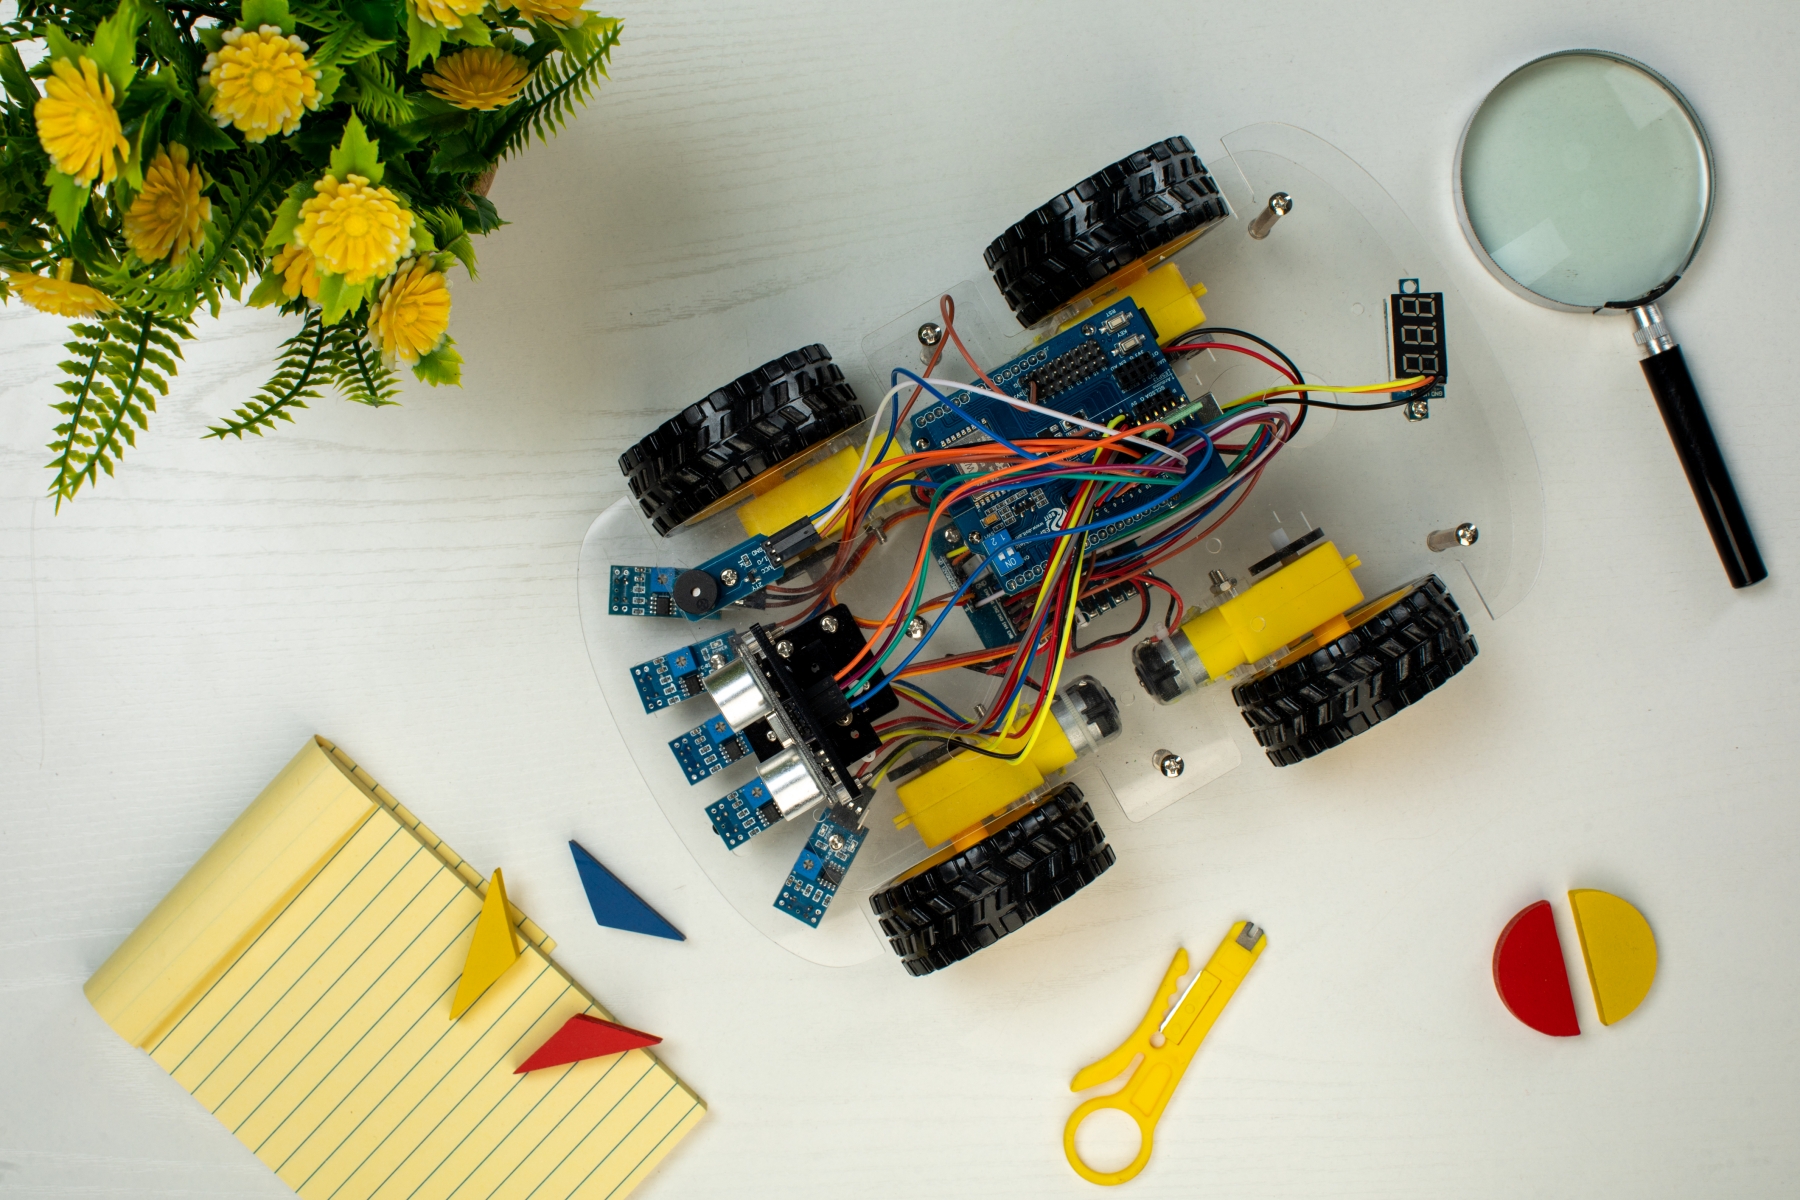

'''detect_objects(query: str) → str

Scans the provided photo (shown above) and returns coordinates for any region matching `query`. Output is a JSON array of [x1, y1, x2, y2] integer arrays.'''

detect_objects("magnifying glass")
[[1455, 50, 1766, 588]]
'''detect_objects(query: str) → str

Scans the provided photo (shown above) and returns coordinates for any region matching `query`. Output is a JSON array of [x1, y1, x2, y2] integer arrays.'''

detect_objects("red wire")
[[1165, 339, 1298, 382]]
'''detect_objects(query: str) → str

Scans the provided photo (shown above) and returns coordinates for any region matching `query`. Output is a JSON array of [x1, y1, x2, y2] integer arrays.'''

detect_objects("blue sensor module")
[[774, 811, 866, 927], [630, 634, 736, 714], [669, 713, 754, 784], [706, 778, 777, 850]]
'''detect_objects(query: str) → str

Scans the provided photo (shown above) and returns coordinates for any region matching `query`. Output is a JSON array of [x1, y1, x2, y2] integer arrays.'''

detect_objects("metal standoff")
[[1207, 569, 1238, 597], [1247, 192, 1293, 240], [1426, 523, 1479, 552], [1152, 749, 1186, 778]]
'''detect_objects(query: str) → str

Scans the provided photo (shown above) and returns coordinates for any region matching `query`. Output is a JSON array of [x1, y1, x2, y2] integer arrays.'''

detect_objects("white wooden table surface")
[[5, 2, 1799, 1196]]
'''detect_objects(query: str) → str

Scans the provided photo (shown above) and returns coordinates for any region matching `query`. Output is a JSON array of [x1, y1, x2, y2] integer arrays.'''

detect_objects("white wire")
[[918, 377, 1189, 468], [811, 380, 907, 530]]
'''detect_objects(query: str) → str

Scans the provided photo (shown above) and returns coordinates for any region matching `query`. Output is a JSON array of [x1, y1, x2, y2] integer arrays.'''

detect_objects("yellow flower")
[[294, 173, 416, 285], [512, 0, 590, 26], [34, 56, 129, 186], [272, 242, 319, 300], [203, 25, 321, 142], [367, 258, 452, 364], [4, 259, 117, 317], [422, 48, 532, 111], [408, 0, 486, 28], [124, 145, 212, 264]]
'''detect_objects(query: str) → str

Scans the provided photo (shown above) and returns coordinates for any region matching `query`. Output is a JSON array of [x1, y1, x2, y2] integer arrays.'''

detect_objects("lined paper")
[[85, 737, 703, 1200]]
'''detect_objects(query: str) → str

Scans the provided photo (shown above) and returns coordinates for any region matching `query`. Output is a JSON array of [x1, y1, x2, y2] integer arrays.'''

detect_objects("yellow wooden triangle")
[[450, 868, 523, 1019]]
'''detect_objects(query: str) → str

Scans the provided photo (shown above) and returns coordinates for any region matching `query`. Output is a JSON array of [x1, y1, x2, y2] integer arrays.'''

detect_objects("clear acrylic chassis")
[[577, 124, 1543, 967]]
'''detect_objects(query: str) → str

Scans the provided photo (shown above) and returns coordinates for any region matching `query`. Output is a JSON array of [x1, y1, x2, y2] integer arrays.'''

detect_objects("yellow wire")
[[1222, 374, 1431, 411]]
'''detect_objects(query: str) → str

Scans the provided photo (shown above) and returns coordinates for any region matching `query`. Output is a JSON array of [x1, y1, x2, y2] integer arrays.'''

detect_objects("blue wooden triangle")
[[569, 841, 685, 941]]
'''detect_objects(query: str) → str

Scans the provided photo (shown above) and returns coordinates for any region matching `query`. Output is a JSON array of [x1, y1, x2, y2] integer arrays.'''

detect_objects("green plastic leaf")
[[316, 64, 345, 106], [316, 271, 371, 325], [45, 26, 85, 66], [47, 170, 90, 235], [412, 338, 462, 386], [90, 0, 145, 94], [449, 12, 491, 46], [263, 183, 308, 249], [342, 0, 402, 40], [406, 10, 445, 69], [0, 43, 39, 107], [327, 114, 384, 183], [246, 271, 288, 308], [442, 235, 478, 278], [411, 221, 437, 254], [241, 0, 295, 34]]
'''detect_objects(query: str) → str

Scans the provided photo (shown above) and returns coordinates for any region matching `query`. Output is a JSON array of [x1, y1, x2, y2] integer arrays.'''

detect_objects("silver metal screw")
[[820, 615, 839, 633], [1406, 398, 1430, 421], [1426, 523, 1479, 553], [836, 711, 855, 726], [708, 653, 727, 670], [917, 322, 944, 347], [828, 834, 847, 851], [719, 567, 739, 587], [776, 640, 793, 658], [865, 520, 888, 545], [766, 729, 779, 742], [1208, 569, 1237, 597], [906, 615, 928, 639], [914, 437, 930, 450], [1248, 192, 1293, 240], [943, 526, 962, 545], [1153, 749, 1186, 778]]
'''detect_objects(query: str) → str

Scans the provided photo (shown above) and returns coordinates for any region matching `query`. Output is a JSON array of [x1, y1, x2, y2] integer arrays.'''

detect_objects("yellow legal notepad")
[[85, 736, 704, 1199]]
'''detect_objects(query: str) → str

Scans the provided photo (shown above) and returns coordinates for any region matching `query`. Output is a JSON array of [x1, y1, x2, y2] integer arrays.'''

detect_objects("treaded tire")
[[1232, 575, 1478, 767], [618, 345, 865, 536], [870, 784, 1115, 977], [983, 136, 1231, 328]]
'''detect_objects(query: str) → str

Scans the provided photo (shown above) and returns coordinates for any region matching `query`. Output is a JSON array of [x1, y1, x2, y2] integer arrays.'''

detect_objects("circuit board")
[[773, 810, 866, 927], [913, 298, 1231, 647], [706, 778, 777, 850], [669, 714, 755, 784], [611, 565, 733, 619], [631, 634, 737, 714], [611, 526, 802, 623]]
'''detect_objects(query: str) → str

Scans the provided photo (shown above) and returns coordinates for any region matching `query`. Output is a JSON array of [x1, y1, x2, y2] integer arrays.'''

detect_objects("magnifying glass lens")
[[1460, 54, 1709, 308]]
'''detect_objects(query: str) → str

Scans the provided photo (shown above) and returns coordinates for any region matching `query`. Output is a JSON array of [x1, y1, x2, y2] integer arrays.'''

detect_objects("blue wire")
[[891, 680, 967, 724], [891, 369, 1040, 460], [853, 556, 988, 706]]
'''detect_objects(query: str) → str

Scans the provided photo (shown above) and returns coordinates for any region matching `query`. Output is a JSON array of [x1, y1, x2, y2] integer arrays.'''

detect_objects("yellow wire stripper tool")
[[1063, 920, 1266, 1185]]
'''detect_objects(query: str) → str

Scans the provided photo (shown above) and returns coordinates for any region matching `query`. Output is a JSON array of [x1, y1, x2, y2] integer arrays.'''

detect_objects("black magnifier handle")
[[1632, 304, 1766, 588]]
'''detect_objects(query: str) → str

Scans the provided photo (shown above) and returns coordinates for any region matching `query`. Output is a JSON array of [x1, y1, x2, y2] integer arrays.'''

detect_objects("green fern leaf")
[[349, 55, 415, 126], [491, 20, 620, 161], [313, 21, 391, 69], [45, 309, 192, 505], [326, 319, 402, 407], [206, 307, 333, 438]]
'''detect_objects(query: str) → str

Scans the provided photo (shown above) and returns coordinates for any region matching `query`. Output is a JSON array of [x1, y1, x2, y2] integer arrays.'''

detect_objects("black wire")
[[1170, 325, 1311, 437], [1072, 582, 1150, 654], [1172, 325, 1432, 422]]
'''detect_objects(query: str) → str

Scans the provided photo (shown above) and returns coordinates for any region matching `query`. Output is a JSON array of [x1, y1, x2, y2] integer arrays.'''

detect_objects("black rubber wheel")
[[869, 784, 1115, 977], [983, 136, 1231, 328], [618, 345, 865, 536], [1232, 575, 1478, 767]]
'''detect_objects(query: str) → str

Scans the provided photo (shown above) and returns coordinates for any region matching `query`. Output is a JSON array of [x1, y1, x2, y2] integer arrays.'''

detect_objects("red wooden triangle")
[[514, 1013, 662, 1073]]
